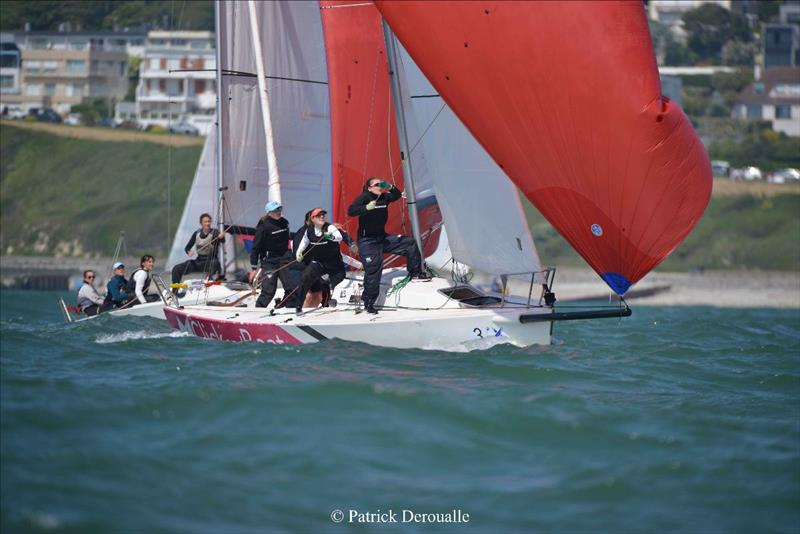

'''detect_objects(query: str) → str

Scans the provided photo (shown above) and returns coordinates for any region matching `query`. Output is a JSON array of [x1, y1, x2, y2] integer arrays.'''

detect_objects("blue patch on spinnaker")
[[601, 272, 631, 295]]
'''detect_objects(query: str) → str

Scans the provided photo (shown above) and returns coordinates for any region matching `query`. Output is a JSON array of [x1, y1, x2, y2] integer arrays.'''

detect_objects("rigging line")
[[320, 2, 374, 8], [410, 94, 440, 99], [170, 69, 328, 85]]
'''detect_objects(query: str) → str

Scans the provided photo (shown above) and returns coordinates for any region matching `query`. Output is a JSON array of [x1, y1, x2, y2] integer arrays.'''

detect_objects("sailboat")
[[161, 1, 711, 349]]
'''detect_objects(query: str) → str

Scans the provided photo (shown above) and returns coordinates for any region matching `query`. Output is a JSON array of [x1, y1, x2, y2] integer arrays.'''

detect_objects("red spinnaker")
[[376, 1, 712, 294]]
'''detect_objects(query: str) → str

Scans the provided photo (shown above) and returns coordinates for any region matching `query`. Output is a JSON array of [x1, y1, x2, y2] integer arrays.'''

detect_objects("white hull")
[[164, 270, 553, 350], [67, 279, 256, 322]]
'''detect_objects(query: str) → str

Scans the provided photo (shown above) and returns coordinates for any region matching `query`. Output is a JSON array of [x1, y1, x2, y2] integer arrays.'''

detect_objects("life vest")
[[125, 269, 151, 295], [194, 229, 217, 257], [304, 223, 340, 263]]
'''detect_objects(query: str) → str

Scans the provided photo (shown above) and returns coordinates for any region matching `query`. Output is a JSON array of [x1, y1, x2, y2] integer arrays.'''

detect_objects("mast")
[[214, 0, 226, 270], [381, 20, 424, 256], [247, 0, 282, 205]]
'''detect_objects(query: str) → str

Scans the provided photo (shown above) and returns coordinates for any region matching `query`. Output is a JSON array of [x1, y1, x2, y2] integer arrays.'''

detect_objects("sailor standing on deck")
[[249, 201, 298, 308], [347, 177, 429, 314]]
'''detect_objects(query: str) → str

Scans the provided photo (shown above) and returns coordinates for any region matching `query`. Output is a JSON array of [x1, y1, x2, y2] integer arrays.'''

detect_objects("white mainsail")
[[398, 45, 541, 277], [168, 1, 331, 268]]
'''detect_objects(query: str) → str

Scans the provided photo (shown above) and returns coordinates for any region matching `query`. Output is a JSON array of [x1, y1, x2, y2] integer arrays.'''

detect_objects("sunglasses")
[[86, 275, 95, 279]]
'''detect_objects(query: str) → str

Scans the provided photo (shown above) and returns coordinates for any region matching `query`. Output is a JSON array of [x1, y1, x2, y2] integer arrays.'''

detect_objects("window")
[[66, 60, 86, 73], [43, 60, 58, 72], [26, 83, 42, 96], [746, 103, 762, 118], [30, 39, 48, 50], [167, 58, 179, 71], [66, 83, 83, 97], [171, 39, 187, 47], [70, 41, 87, 51], [166, 79, 181, 96], [149, 57, 160, 70], [191, 40, 207, 50], [44, 83, 56, 96], [0, 75, 13, 88], [195, 79, 205, 94], [775, 105, 792, 119], [0, 53, 20, 68], [25, 60, 42, 72]]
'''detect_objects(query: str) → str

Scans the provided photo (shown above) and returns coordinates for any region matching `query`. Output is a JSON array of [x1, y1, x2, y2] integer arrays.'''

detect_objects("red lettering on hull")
[[164, 308, 303, 344]]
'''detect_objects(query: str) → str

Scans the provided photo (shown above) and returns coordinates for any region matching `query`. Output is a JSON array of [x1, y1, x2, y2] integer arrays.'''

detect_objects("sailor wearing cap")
[[249, 200, 299, 308], [293, 208, 345, 313], [104, 261, 130, 309]]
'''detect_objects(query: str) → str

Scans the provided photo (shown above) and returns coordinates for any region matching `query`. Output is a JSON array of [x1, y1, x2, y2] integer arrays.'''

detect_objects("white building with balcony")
[[130, 31, 216, 135]]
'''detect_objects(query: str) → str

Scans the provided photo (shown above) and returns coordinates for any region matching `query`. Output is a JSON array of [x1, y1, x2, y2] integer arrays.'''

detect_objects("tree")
[[721, 40, 757, 66], [682, 4, 752, 63]]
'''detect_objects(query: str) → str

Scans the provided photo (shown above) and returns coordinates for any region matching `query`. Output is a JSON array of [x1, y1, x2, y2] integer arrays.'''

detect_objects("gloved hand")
[[349, 243, 359, 256], [323, 232, 335, 241], [366, 200, 377, 211], [295, 250, 304, 262], [378, 180, 391, 189]]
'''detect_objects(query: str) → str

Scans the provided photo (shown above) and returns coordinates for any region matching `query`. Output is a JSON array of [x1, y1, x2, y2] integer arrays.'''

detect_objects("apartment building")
[[0, 31, 137, 114], [129, 31, 216, 134]]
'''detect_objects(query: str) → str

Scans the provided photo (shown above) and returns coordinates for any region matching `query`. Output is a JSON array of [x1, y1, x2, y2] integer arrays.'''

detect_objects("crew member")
[[77, 270, 105, 316], [171, 213, 225, 285], [294, 208, 345, 313], [249, 201, 298, 308], [347, 177, 428, 314]]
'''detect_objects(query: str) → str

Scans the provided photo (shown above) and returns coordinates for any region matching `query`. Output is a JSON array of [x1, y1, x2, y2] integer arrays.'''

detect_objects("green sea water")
[[1, 290, 799, 532]]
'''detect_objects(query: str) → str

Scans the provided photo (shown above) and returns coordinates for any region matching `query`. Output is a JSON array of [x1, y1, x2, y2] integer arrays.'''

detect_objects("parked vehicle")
[[2, 106, 27, 119], [711, 160, 730, 177], [97, 117, 115, 128], [64, 113, 81, 126], [773, 168, 800, 183], [28, 107, 62, 123], [116, 120, 141, 130], [169, 121, 199, 135], [731, 166, 762, 181]]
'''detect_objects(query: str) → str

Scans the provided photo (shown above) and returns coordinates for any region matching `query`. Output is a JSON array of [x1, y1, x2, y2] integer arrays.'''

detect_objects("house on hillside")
[[0, 30, 137, 115], [127, 31, 216, 135], [732, 67, 800, 137]]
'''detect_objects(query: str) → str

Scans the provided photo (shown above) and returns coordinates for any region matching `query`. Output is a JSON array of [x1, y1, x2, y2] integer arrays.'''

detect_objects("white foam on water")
[[421, 335, 515, 353], [95, 330, 189, 344]]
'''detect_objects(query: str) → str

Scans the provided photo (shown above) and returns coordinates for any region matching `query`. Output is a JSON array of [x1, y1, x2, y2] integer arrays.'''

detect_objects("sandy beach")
[[553, 268, 800, 309]]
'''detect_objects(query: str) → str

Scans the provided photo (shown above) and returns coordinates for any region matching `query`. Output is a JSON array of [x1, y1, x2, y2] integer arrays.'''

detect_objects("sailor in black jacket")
[[249, 201, 298, 308], [347, 177, 427, 314], [294, 207, 346, 313]]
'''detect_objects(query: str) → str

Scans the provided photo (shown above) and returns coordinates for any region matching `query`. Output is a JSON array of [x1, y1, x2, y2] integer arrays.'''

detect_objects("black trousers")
[[256, 256, 299, 308], [296, 260, 345, 309], [358, 234, 422, 304], [171, 256, 222, 284], [82, 304, 100, 316]]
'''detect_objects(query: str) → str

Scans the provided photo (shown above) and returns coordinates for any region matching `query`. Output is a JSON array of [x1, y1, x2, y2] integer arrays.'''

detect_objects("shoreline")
[[553, 268, 800, 309], [1, 256, 798, 308]]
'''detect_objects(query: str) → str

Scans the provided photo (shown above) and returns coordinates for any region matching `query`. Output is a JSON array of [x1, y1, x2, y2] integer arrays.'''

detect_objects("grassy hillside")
[[2, 122, 798, 271], [1, 123, 201, 257], [524, 191, 800, 272]]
